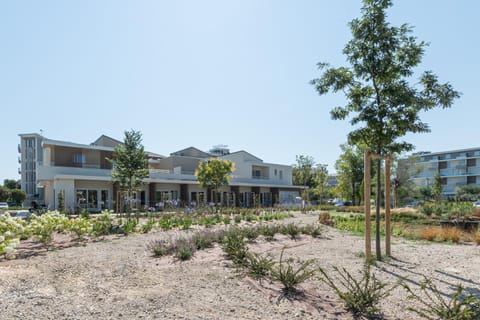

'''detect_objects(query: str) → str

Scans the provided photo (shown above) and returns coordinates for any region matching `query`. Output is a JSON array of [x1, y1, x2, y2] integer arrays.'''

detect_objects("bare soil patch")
[[0, 213, 479, 319]]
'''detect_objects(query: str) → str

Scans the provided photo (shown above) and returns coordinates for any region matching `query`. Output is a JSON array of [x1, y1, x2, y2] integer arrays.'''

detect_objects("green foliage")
[[318, 264, 393, 316], [107, 130, 148, 216], [258, 224, 279, 241], [334, 143, 364, 205], [234, 215, 242, 224], [222, 228, 248, 266], [92, 211, 114, 236], [191, 229, 218, 250], [141, 219, 156, 233], [301, 223, 324, 238], [0, 214, 25, 255], [3, 179, 20, 190], [173, 238, 195, 261], [195, 158, 235, 203], [67, 217, 92, 240], [270, 247, 316, 294], [432, 173, 443, 205], [147, 239, 172, 257], [9, 189, 26, 205], [403, 278, 480, 320], [121, 218, 137, 235], [27, 211, 69, 247], [280, 223, 301, 240], [223, 216, 231, 225], [245, 252, 275, 282]]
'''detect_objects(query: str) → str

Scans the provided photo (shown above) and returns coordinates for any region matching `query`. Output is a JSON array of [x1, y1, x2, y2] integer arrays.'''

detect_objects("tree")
[[334, 144, 364, 205], [313, 164, 329, 204], [456, 185, 480, 202], [431, 173, 443, 205], [3, 179, 20, 190], [10, 189, 26, 205], [393, 155, 421, 206], [311, 0, 460, 260], [292, 155, 316, 200], [195, 158, 235, 207], [108, 130, 149, 217]]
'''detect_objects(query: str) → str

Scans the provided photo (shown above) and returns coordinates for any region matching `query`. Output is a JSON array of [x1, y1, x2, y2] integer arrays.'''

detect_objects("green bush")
[[91, 211, 114, 236], [280, 223, 300, 240], [0, 214, 25, 255], [67, 217, 92, 240], [173, 237, 195, 261], [222, 228, 248, 266], [270, 247, 316, 294], [318, 264, 393, 316], [141, 219, 156, 233], [245, 252, 275, 283]]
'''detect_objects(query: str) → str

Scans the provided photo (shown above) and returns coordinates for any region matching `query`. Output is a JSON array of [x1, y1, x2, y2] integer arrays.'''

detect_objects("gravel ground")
[[0, 213, 479, 319]]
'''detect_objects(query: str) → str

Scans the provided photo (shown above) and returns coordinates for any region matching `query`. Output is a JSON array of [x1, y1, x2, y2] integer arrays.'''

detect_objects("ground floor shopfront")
[[38, 177, 302, 212]]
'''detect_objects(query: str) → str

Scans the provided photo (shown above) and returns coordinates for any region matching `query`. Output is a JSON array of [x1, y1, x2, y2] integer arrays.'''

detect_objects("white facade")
[[409, 148, 480, 197], [18, 134, 301, 211]]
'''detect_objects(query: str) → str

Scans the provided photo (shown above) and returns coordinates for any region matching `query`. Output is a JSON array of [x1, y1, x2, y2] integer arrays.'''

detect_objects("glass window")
[[88, 190, 98, 209]]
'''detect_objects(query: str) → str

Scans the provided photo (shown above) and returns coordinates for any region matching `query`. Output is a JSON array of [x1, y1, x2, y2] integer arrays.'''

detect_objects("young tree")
[[108, 130, 148, 217], [10, 189, 26, 205], [313, 164, 329, 205], [311, 0, 460, 260], [334, 144, 364, 205], [292, 155, 316, 200], [195, 158, 235, 207]]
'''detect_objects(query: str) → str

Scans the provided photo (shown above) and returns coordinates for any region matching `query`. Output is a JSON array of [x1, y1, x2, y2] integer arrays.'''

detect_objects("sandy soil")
[[0, 213, 479, 319]]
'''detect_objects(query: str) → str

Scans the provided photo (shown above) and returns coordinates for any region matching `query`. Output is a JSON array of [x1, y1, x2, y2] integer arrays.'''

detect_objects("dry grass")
[[420, 227, 439, 241], [438, 227, 462, 243], [472, 232, 480, 245]]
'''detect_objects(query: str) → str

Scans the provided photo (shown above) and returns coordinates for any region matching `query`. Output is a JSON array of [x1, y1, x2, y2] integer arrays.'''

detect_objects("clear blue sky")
[[0, 0, 478, 183]]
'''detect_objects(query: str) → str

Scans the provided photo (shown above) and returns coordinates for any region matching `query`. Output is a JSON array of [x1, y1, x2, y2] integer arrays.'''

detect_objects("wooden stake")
[[364, 150, 372, 260], [385, 156, 391, 257]]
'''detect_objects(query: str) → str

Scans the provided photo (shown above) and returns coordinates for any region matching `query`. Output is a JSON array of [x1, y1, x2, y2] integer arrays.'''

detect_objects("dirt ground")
[[0, 213, 479, 319]]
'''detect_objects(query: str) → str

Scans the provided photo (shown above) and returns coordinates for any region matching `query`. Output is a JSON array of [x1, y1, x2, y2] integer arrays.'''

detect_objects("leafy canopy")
[[195, 158, 235, 192], [311, 0, 460, 155], [108, 130, 148, 192]]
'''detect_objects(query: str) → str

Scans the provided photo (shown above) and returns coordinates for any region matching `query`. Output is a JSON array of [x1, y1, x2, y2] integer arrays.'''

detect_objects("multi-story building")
[[18, 133, 301, 211], [408, 148, 480, 198]]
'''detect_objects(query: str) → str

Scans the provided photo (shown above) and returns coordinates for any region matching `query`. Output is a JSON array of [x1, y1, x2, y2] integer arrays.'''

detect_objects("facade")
[[408, 148, 480, 197], [18, 133, 301, 211]]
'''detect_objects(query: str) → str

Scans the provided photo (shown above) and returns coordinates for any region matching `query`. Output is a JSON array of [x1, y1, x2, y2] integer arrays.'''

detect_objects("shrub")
[[147, 238, 173, 257], [174, 238, 195, 261], [302, 224, 323, 238], [403, 278, 480, 320], [318, 264, 393, 316], [438, 227, 461, 243], [92, 211, 113, 236], [141, 219, 156, 233], [67, 217, 92, 240], [159, 217, 174, 230], [28, 211, 69, 247], [222, 228, 248, 266], [0, 214, 25, 255], [245, 252, 275, 283], [270, 247, 316, 294], [258, 224, 278, 241], [280, 223, 300, 240], [234, 215, 242, 224], [223, 216, 231, 225], [181, 217, 192, 230], [421, 227, 439, 241], [191, 229, 217, 250], [122, 218, 137, 235], [473, 232, 480, 245], [421, 204, 434, 216], [242, 226, 259, 242]]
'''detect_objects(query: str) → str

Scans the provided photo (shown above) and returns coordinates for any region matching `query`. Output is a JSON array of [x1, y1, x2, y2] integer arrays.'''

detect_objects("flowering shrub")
[[66, 217, 92, 240], [0, 214, 25, 255], [27, 211, 69, 246]]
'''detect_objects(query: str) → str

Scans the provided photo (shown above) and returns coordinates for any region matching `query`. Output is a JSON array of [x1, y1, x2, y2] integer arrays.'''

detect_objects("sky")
[[0, 0, 478, 183]]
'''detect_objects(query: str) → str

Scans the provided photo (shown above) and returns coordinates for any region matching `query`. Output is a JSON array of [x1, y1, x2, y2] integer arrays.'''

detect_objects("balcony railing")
[[252, 175, 269, 180]]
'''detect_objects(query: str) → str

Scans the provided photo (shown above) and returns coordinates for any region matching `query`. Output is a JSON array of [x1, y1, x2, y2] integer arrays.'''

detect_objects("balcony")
[[37, 164, 112, 180], [148, 169, 196, 182]]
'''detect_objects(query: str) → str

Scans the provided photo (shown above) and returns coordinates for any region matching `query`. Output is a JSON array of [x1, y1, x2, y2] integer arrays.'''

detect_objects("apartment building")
[[408, 147, 480, 197], [18, 134, 301, 211]]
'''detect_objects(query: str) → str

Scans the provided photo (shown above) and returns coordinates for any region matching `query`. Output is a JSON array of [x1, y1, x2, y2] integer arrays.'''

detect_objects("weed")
[[270, 247, 316, 294], [403, 278, 480, 320], [318, 264, 393, 316]]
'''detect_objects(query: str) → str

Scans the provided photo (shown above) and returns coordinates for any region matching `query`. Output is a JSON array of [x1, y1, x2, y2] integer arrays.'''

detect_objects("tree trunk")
[[375, 158, 382, 261]]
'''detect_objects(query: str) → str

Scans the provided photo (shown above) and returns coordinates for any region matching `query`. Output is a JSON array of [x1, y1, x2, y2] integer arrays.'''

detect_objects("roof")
[[90, 135, 123, 147], [221, 150, 263, 162], [170, 146, 211, 158]]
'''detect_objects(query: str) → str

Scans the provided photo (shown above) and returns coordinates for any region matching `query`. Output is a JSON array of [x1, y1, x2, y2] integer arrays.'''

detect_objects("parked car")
[[12, 210, 32, 220], [406, 201, 421, 208], [473, 201, 480, 208], [0, 202, 9, 209], [334, 201, 352, 207]]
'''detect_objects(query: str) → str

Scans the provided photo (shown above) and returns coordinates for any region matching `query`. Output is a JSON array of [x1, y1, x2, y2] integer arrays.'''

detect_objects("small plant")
[[222, 228, 248, 266], [191, 230, 217, 250], [245, 252, 275, 283], [280, 223, 300, 240], [234, 215, 242, 224], [421, 227, 439, 241], [67, 217, 92, 240], [181, 217, 192, 230], [122, 218, 137, 235], [141, 219, 156, 233], [242, 226, 259, 242], [403, 278, 480, 320], [473, 232, 480, 245], [302, 224, 323, 238], [259, 224, 278, 241], [92, 210, 113, 236], [147, 238, 173, 257], [174, 237, 195, 261], [270, 247, 316, 294], [438, 227, 461, 243], [318, 264, 393, 316], [223, 216, 231, 225]]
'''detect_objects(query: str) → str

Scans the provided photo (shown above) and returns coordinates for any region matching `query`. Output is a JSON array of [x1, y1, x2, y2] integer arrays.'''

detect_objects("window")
[[279, 170, 283, 180], [274, 169, 277, 176], [467, 158, 476, 167], [467, 176, 476, 184], [441, 177, 447, 185], [439, 161, 447, 169], [73, 153, 86, 165]]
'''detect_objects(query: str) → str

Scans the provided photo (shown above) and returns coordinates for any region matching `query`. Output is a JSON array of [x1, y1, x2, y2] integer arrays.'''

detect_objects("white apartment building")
[[18, 134, 301, 211], [409, 148, 480, 197]]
